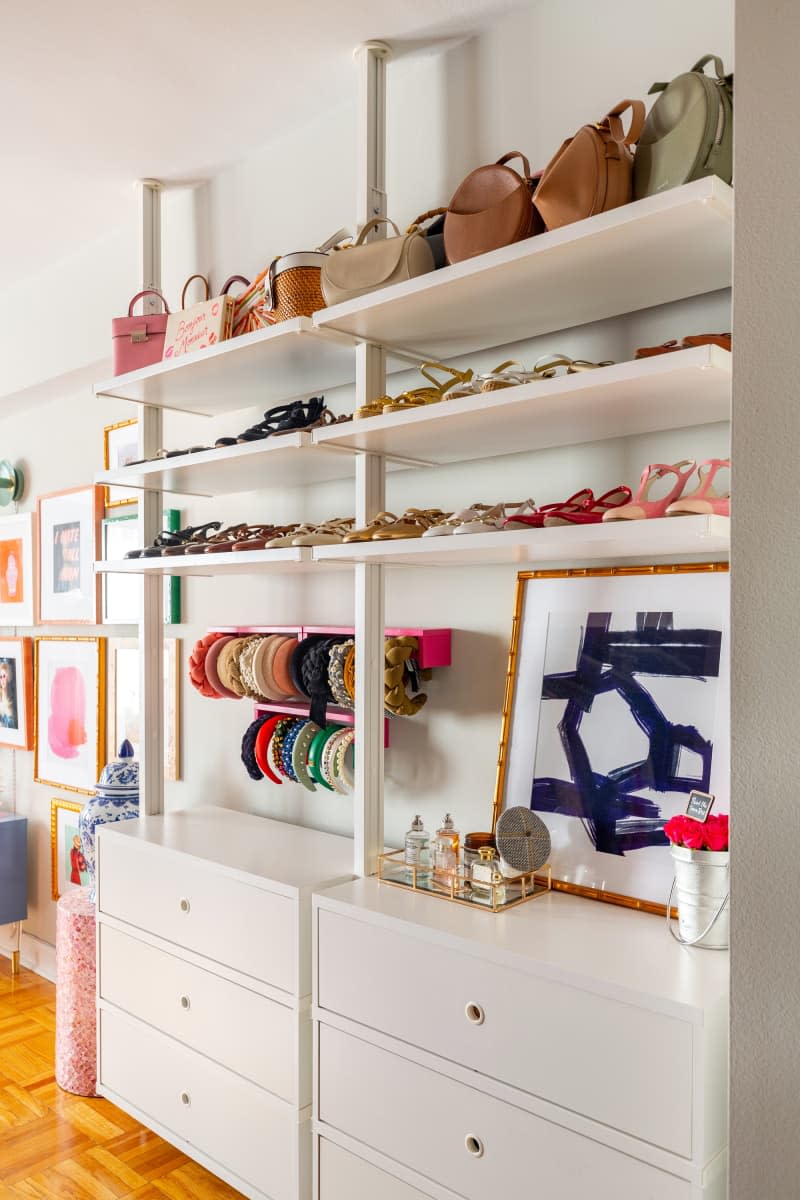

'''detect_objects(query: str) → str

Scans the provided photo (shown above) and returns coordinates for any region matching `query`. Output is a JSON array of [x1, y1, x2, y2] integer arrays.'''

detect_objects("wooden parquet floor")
[[0, 957, 244, 1198]]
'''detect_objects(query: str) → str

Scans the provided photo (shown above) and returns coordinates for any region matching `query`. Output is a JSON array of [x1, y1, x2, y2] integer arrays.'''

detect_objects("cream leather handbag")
[[320, 217, 434, 307]]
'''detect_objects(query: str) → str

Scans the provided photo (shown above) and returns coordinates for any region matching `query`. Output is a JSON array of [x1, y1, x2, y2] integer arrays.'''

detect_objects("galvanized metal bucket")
[[666, 845, 729, 950]]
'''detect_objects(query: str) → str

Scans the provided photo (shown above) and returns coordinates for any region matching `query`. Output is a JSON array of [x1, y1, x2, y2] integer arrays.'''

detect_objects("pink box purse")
[[111, 289, 171, 376]]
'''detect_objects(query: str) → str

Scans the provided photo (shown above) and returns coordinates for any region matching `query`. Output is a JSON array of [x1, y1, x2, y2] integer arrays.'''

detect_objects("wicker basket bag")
[[264, 229, 350, 323]]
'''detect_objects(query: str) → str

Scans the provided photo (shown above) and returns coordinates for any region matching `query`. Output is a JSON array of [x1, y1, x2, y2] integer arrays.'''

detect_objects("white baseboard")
[[0, 930, 56, 983]]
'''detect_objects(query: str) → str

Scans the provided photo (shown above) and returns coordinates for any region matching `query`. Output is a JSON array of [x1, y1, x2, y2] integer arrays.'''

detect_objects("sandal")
[[478, 361, 529, 392], [129, 521, 222, 558], [214, 398, 327, 446], [379, 363, 474, 415], [231, 524, 295, 552], [196, 524, 276, 554], [422, 503, 492, 537], [177, 523, 251, 554], [665, 458, 730, 517], [372, 508, 450, 539], [453, 498, 536, 534], [291, 517, 355, 546], [504, 489, 594, 529], [545, 486, 633, 526], [343, 512, 399, 542], [602, 463, 696, 523]]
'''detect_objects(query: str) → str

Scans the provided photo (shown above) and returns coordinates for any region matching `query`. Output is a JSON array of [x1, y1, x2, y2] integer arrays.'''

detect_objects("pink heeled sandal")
[[602, 460, 696, 522], [665, 458, 730, 517], [543, 486, 631, 526]]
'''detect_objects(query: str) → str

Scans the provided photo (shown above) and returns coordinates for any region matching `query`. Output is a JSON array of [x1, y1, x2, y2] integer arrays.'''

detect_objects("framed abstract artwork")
[[34, 637, 106, 795], [108, 637, 180, 780], [37, 486, 103, 624], [50, 797, 89, 900], [103, 419, 139, 508], [0, 512, 36, 626], [494, 563, 730, 914], [0, 637, 33, 750], [101, 511, 182, 624]]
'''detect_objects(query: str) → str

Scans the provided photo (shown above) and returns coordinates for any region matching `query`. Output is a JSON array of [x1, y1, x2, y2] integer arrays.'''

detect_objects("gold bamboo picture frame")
[[34, 636, 106, 795], [103, 418, 139, 508], [493, 562, 730, 916], [50, 796, 88, 900]]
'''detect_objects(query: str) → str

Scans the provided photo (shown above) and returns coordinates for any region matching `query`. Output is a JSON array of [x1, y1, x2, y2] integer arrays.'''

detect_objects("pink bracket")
[[253, 700, 390, 747]]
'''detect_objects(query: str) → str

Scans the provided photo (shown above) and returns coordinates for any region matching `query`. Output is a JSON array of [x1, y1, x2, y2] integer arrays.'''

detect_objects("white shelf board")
[[313, 346, 731, 466], [95, 430, 361, 497], [315, 179, 733, 359], [313, 516, 730, 568], [95, 546, 316, 576], [94, 318, 357, 416]]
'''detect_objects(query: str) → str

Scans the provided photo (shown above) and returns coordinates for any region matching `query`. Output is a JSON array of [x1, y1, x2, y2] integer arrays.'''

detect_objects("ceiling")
[[0, 0, 512, 288]]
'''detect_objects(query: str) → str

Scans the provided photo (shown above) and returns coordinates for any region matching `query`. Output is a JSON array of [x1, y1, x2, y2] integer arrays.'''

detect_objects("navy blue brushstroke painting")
[[532, 612, 721, 855]]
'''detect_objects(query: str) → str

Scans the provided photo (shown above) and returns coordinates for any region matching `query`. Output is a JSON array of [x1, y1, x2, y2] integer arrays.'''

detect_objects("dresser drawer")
[[98, 829, 296, 993], [318, 1139, 434, 1199], [100, 1005, 301, 1200], [99, 923, 309, 1104], [319, 1025, 689, 1200], [317, 909, 692, 1156]]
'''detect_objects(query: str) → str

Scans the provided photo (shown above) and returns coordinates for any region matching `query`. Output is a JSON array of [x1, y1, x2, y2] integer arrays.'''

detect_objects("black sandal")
[[213, 397, 327, 447], [126, 521, 222, 558]]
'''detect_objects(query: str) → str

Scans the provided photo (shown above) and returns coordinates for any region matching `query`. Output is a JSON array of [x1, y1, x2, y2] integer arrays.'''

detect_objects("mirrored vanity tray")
[[377, 849, 552, 913]]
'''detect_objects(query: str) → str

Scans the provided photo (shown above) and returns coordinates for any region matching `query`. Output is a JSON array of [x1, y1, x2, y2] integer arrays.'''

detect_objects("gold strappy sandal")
[[382, 363, 474, 413]]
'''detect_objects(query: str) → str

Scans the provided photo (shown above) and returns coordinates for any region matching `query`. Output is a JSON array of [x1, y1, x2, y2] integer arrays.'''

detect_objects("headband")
[[272, 636, 300, 698], [204, 636, 241, 699], [254, 714, 286, 784], [188, 632, 228, 698], [216, 636, 249, 697], [292, 720, 321, 792], [241, 715, 269, 780]]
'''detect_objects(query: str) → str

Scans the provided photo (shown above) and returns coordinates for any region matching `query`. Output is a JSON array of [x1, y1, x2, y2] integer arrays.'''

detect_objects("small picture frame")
[[37, 486, 103, 624], [108, 636, 181, 781], [102, 511, 182, 624], [50, 796, 89, 900], [0, 511, 36, 626], [34, 636, 106, 795], [103, 419, 139, 508], [0, 637, 33, 750]]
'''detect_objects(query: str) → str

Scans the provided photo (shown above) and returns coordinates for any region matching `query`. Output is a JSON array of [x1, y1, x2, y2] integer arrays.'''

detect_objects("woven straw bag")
[[264, 229, 350, 323]]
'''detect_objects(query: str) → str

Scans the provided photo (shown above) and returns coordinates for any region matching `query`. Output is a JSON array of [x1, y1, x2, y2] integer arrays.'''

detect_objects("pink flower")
[[664, 815, 693, 846], [703, 813, 729, 852], [681, 820, 707, 850]]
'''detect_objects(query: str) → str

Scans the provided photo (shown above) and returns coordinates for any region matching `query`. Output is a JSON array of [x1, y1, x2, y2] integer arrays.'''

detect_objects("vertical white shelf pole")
[[353, 42, 391, 877], [135, 180, 165, 819]]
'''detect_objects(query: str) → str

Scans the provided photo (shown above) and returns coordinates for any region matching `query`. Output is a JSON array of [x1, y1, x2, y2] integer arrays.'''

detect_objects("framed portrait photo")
[[494, 563, 730, 915], [50, 797, 89, 900], [0, 512, 36, 626], [34, 636, 106, 795], [102, 510, 182, 624], [0, 637, 33, 750], [37, 486, 103, 624], [103, 419, 139, 508], [108, 637, 180, 780]]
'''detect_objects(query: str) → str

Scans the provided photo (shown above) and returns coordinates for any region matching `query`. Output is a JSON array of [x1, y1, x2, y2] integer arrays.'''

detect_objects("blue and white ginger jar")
[[78, 739, 140, 902]]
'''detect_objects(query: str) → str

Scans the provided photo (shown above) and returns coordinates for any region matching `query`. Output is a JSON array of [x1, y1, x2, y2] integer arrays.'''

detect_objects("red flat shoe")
[[504, 488, 593, 530], [544, 485, 632, 526]]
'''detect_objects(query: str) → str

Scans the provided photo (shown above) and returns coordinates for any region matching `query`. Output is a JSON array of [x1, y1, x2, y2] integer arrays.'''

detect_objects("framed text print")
[[494, 563, 730, 915], [0, 512, 36, 626], [0, 637, 33, 749], [34, 636, 106, 795], [37, 486, 103, 624]]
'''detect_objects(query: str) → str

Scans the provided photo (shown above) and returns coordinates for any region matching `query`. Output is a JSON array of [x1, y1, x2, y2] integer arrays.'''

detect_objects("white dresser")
[[312, 878, 728, 1200], [96, 805, 354, 1200]]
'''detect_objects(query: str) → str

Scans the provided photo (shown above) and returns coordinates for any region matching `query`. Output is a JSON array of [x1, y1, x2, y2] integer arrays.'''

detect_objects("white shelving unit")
[[96, 178, 733, 871], [96, 345, 730, 499]]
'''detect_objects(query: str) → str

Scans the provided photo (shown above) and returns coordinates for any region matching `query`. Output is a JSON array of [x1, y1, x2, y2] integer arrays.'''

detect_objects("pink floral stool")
[[55, 887, 98, 1097]]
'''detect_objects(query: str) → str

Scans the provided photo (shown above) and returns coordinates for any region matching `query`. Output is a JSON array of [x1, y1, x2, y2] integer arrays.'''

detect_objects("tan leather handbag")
[[320, 218, 434, 307], [444, 152, 540, 265], [533, 100, 646, 232]]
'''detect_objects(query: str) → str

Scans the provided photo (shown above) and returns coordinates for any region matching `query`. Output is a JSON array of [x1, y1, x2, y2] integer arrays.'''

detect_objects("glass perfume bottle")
[[433, 813, 460, 883], [404, 815, 431, 884], [470, 846, 506, 906]]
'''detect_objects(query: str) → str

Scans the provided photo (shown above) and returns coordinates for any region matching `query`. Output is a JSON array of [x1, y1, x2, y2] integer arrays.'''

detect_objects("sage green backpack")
[[633, 55, 733, 199]]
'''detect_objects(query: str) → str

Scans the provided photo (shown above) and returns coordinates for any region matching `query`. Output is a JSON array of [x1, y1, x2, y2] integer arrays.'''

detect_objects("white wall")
[[0, 2, 733, 965], [731, 1, 800, 1194]]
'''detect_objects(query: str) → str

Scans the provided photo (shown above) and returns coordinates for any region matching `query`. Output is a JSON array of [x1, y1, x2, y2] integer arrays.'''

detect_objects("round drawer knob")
[[465, 1134, 484, 1158], [179, 897, 191, 914], [180, 1091, 191, 1107], [465, 1002, 485, 1026], [179, 995, 191, 1011]]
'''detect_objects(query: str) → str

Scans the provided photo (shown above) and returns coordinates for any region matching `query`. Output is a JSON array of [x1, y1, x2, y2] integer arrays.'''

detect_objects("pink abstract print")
[[48, 666, 87, 759]]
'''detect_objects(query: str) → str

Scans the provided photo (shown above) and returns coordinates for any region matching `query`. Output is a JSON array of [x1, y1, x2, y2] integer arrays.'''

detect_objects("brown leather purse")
[[444, 152, 542, 265], [533, 100, 646, 232]]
